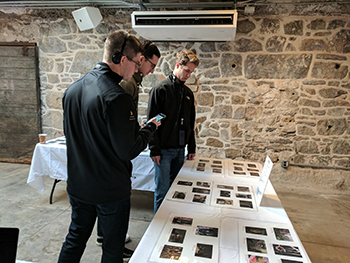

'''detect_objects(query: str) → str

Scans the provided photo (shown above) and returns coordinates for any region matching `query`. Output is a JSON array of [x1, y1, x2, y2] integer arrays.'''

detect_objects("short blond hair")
[[176, 50, 199, 67]]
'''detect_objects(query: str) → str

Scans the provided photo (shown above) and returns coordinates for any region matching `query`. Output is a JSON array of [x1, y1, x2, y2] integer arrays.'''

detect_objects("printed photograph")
[[273, 244, 302, 258], [233, 162, 244, 166], [247, 238, 267, 254], [216, 198, 233, 205], [237, 186, 250, 192], [220, 190, 231, 198], [212, 168, 222, 173], [172, 191, 186, 200], [168, 228, 186, 244], [236, 193, 252, 199], [250, 172, 260, 177], [159, 245, 183, 260], [198, 162, 206, 168], [248, 163, 257, 168], [213, 160, 222, 164], [274, 228, 293, 241], [248, 254, 269, 263], [234, 166, 243, 171], [217, 184, 234, 190], [240, 200, 253, 208], [281, 259, 303, 263], [172, 216, 193, 226], [248, 168, 259, 172], [192, 187, 210, 194], [192, 194, 207, 204], [199, 159, 210, 162], [234, 171, 246, 175], [196, 167, 205, 172], [195, 243, 213, 259], [196, 181, 211, 188], [211, 164, 222, 168], [245, 226, 267, 236], [177, 180, 193, 186], [195, 225, 219, 237]]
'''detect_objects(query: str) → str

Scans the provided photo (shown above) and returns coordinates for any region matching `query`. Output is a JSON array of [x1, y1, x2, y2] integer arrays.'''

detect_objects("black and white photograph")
[[177, 180, 193, 186], [172, 191, 186, 200], [236, 193, 252, 199], [247, 238, 267, 254], [220, 190, 231, 198], [196, 181, 211, 188], [172, 216, 193, 226], [216, 198, 233, 205], [192, 194, 207, 204], [240, 200, 253, 208], [245, 226, 267, 236], [192, 187, 210, 194], [195, 243, 213, 259], [195, 225, 219, 237], [237, 186, 250, 192], [273, 244, 302, 258]]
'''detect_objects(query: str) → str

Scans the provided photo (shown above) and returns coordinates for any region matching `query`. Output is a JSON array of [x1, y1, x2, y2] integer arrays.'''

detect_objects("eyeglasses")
[[146, 57, 157, 69], [126, 56, 141, 69]]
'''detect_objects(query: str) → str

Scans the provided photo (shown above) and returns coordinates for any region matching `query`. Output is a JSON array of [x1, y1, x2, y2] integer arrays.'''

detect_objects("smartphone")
[[154, 113, 166, 122]]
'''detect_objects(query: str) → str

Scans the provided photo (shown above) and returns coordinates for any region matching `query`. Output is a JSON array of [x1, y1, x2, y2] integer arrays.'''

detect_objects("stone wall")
[[1, 4, 349, 169]]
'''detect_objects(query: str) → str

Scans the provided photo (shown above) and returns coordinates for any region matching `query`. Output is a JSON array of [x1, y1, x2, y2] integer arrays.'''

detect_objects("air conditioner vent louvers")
[[131, 10, 238, 42]]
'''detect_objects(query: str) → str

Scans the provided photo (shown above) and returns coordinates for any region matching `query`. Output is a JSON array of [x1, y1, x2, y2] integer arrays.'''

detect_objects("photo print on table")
[[237, 186, 250, 192], [159, 245, 183, 260], [217, 184, 234, 190], [199, 159, 210, 163], [195, 243, 213, 259], [248, 254, 269, 263], [220, 190, 231, 198], [213, 160, 222, 164], [281, 259, 303, 263], [245, 226, 267, 236], [195, 225, 219, 238], [240, 200, 254, 209], [247, 238, 267, 254], [198, 162, 206, 168], [172, 191, 186, 200], [234, 171, 246, 175], [274, 228, 293, 241], [192, 187, 210, 194], [216, 198, 233, 206], [212, 168, 222, 173], [192, 194, 207, 204], [177, 180, 193, 186], [272, 244, 302, 258], [172, 216, 193, 226], [196, 181, 211, 188], [168, 228, 186, 244], [236, 193, 252, 199]]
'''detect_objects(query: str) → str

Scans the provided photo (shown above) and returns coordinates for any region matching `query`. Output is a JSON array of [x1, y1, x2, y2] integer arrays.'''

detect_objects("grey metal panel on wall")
[[0, 44, 40, 163]]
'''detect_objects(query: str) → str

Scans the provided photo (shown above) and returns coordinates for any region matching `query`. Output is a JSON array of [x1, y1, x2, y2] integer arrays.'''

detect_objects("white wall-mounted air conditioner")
[[131, 10, 237, 41]]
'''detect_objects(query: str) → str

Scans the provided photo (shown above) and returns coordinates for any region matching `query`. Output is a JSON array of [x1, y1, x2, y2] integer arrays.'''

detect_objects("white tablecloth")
[[129, 159, 311, 263], [27, 137, 156, 192]]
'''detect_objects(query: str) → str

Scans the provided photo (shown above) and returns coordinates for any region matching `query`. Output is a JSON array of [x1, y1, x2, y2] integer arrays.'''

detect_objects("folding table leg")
[[50, 179, 61, 204]]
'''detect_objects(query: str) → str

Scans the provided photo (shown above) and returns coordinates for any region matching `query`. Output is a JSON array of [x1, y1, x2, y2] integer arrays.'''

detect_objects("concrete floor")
[[1, 161, 350, 262]]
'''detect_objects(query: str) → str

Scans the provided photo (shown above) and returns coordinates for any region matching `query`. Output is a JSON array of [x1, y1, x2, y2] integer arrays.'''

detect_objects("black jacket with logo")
[[147, 73, 196, 157], [62, 62, 156, 204]]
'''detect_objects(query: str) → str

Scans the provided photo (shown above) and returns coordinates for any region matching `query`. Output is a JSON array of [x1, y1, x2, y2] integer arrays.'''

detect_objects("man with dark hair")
[[58, 30, 160, 263], [147, 49, 200, 213], [120, 40, 161, 110]]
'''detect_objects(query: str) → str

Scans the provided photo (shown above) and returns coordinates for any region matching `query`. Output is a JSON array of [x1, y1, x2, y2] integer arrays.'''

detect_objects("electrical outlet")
[[281, 160, 289, 168]]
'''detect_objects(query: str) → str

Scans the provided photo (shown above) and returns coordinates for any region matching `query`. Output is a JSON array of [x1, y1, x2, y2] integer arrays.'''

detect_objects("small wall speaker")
[[72, 7, 102, 31]]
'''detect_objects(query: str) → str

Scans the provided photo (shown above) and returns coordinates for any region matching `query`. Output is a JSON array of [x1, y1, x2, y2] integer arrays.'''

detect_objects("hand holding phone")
[[154, 113, 166, 122]]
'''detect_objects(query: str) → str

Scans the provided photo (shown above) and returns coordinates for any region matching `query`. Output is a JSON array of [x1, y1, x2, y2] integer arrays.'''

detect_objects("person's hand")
[[148, 117, 161, 129], [151, 156, 161, 165], [187, 153, 195, 160]]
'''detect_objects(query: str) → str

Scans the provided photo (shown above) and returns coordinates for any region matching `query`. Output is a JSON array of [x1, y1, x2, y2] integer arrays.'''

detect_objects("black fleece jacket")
[[62, 62, 157, 204], [147, 73, 196, 157]]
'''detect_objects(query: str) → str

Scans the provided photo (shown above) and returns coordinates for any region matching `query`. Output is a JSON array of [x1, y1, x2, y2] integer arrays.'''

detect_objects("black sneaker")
[[123, 247, 134, 258]]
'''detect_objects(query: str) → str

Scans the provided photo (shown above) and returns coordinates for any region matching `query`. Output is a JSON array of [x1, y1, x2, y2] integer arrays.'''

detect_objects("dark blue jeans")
[[154, 148, 185, 213], [57, 195, 130, 263]]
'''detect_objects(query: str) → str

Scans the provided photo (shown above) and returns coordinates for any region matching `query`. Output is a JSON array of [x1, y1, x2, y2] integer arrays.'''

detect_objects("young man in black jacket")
[[147, 50, 200, 213], [58, 30, 160, 263]]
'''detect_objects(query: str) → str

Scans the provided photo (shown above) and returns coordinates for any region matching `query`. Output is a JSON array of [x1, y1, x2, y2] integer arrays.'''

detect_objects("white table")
[[129, 158, 311, 263], [27, 137, 156, 203]]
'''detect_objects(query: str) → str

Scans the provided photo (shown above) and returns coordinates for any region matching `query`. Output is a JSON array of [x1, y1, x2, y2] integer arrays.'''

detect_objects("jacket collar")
[[94, 62, 123, 83], [170, 72, 185, 86]]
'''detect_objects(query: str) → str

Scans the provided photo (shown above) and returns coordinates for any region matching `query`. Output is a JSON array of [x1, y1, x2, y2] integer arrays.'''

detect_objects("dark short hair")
[[142, 40, 161, 60], [104, 30, 143, 63]]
